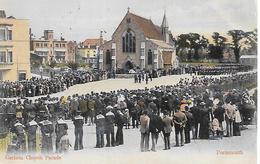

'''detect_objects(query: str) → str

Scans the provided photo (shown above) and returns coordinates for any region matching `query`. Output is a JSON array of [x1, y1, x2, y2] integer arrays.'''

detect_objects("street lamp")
[[39, 65, 43, 79]]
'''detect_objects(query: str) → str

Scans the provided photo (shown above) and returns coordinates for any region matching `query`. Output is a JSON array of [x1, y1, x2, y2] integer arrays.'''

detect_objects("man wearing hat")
[[69, 95, 79, 118], [39, 114, 54, 153], [26, 113, 38, 153], [184, 106, 193, 144], [55, 114, 68, 153], [73, 110, 84, 150], [105, 105, 115, 147], [115, 109, 125, 146], [162, 110, 173, 150]]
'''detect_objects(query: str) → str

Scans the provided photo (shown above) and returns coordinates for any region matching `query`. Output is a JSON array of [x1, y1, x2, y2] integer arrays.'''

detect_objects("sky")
[[1, 0, 257, 42]]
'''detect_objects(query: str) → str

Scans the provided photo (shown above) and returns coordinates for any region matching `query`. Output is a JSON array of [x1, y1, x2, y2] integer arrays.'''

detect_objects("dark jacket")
[[149, 113, 164, 133], [105, 111, 115, 133], [95, 114, 105, 134]]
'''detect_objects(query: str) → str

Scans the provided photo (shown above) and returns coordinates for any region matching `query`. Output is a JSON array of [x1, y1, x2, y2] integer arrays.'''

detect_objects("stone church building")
[[99, 10, 176, 72]]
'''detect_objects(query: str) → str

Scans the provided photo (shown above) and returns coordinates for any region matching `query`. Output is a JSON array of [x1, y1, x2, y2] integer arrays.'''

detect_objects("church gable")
[[112, 11, 163, 40]]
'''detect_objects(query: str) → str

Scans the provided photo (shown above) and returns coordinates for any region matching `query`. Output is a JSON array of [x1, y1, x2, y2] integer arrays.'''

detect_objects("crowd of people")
[[0, 70, 110, 98], [133, 64, 253, 84], [0, 70, 256, 154]]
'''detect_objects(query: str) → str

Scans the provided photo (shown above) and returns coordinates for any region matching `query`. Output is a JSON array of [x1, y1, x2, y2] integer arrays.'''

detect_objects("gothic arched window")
[[106, 50, 111, 65], [148, 49, 153, 65], [122, 29, 136, 53]]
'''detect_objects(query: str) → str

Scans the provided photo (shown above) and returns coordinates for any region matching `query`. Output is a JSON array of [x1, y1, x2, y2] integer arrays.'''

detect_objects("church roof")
[[150, 39, 173, 49], [128, 12, 162, 40]]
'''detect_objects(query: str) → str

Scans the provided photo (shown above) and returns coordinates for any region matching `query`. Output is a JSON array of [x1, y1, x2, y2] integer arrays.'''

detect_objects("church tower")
[[161, 12, 169, 43]]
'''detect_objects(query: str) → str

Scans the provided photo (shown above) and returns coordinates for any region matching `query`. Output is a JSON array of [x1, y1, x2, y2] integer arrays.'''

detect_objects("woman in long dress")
[[199, 102, 210, 139], [233, 105, 242, 136]]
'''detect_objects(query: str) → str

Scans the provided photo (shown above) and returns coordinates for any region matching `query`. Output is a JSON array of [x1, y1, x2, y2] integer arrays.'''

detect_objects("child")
[[58, 132, 71, 153], [124, 109, 130, 129]]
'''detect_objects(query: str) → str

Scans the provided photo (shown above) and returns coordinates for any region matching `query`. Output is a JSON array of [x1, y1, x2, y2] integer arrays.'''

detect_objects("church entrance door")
[[124, 60, 134, 72]]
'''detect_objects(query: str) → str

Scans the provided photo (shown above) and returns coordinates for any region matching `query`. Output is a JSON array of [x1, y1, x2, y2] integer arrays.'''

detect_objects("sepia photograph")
[[0, 0, 258, 164]]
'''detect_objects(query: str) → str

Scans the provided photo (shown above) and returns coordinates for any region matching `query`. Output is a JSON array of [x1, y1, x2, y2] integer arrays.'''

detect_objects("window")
[[122, 29, 136, 53], [0, 71, 2, 80], [0, 26, 12, 41], [106, 50, 111, 64], [55, 44, 59, 47], [19, 72, 26, 81], [0, 51, 6, 63], [7, 30, 12, 40], [62, 44, 65, 48], [44, 43, 48, 47], [50, 44, 52, 47], [141, 48, 145, 56], [7, 51, 12, 63], [0, 29, 6, 40], [36, 43, 39, 47], [40, 43, 43, 47], [148, 49, 153, 65]]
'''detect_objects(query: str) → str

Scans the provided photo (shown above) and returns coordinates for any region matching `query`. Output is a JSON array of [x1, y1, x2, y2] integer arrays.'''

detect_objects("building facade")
[[67, 41, 77, 62], [30, 30, 74, 63], [78, 38, 103, 69], [99, 10, 176, 72], [0, 10, 31, 81]]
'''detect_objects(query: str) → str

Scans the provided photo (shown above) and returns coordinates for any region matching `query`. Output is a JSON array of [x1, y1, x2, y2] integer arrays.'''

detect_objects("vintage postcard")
[[0, 0, 258, 164]]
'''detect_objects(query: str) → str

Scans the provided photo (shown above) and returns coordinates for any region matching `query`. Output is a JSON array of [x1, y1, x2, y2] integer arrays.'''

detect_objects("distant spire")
[[161, 11, 168, 28], [127, 7, 130, 13]]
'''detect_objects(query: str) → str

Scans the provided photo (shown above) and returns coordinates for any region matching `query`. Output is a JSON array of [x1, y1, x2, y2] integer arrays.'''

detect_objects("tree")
[[176, 34, 190, 55], [243, 29, 257, 55], [227, 30, 246, 63], [67, 61, 79, 70], [186, 33, 208, 60], [209, 32, 227, 60]]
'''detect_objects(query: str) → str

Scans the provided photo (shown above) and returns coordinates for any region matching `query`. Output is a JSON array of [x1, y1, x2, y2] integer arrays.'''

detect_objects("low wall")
[[115, 74, 135, 79]]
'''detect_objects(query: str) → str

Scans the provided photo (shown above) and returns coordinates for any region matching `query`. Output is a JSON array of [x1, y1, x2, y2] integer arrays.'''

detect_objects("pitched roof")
[[150, 39, 173, 49], [83, 39, 102, 46], [128, 12, 162, 40]]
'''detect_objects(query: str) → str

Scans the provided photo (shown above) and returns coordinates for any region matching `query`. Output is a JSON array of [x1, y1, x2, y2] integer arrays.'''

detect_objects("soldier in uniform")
[[139, 110, 150, 152], [73, 110, 84, 150], [105, 106, 115, 147], [173, 108, 187, 147], [55, 115, 68, 153], [148, 109, 163, 152], [87, 96, 96, 125], [69, 95, 79, 118], [95, 111, 105, 148], [162, 111, 173, 150], [26, 113, 38, 153], [39, 114, 54, 153], [184, 106, 193, 144], [13, 120, 26, 153]]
